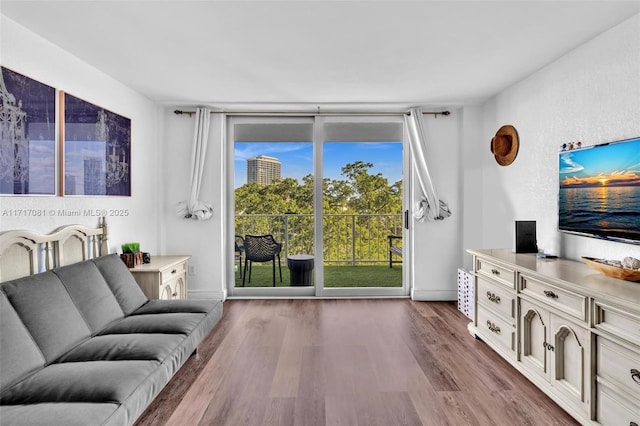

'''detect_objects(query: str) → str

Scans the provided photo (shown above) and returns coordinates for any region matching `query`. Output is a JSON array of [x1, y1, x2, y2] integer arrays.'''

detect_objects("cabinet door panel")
[[174, 275, 186, 299], [165, 273, 187, 300], [160, 284, 173, 300], [550, 315, 590, 408], [520, 299, 548, 379]]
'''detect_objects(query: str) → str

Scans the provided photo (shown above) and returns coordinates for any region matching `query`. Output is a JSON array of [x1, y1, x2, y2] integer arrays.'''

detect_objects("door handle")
[[404, 210, 409, 230]]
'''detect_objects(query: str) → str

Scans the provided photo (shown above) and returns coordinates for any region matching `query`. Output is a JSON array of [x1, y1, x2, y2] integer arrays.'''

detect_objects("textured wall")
[[473, 14, 640, 263]]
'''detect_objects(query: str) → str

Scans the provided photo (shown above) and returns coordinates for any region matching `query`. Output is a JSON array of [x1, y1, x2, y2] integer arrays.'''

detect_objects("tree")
[[337, 161, 402, 214], [235, 161, 403, 262]]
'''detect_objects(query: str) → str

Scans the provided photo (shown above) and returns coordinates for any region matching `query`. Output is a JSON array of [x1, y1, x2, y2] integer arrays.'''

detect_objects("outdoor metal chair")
[[234, 235, 245, 279], [242, 234, 283, 287]]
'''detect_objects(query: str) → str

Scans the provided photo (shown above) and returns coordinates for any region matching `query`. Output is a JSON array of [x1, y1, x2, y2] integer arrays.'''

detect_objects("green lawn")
[[234, 263, 402, 288]]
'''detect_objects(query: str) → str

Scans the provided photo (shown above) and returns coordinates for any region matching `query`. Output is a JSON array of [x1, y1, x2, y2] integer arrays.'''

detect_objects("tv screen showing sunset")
[[559, 137, 640, 242]]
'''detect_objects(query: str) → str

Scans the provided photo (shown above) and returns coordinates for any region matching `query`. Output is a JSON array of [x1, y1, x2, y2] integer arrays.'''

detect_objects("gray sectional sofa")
[[0, 253, 223, 426]]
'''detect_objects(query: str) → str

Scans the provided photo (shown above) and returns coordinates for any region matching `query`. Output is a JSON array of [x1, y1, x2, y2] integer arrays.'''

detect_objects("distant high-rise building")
[[84, 157, 105, 195], [65, 174, 76, 195], [247, 155, 281, 185]]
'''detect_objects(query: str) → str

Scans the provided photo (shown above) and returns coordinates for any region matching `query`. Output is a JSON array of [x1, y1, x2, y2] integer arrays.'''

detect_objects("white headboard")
[[0, 217, 109, 282]]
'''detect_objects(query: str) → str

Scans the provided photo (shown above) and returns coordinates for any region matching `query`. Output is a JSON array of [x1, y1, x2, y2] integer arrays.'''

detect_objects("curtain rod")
[[173, 109, 450, 117]]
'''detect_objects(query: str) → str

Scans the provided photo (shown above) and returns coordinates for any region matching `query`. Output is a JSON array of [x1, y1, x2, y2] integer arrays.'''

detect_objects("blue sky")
[[234, 142, 403, 188], [559, 137, 640, 187]]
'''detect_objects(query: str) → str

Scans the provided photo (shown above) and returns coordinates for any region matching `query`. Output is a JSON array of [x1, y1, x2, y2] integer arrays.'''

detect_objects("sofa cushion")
[[0, 402, 125, 426], [0, 291, 45, 392], [132, 299, 219, 315], [56, 334, 184, 363], [53, 260, 124, 334], [98, 313, 205, 335], [92, 254, 148, 315], [1, 272, 91, 364], [0, 360, 162, 405]]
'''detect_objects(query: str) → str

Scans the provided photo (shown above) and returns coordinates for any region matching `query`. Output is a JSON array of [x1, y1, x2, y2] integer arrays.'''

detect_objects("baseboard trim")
[[188, 289, 227, 301], [411, 289, 457, 301]]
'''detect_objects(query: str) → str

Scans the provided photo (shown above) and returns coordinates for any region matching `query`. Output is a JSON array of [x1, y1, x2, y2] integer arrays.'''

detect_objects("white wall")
[[0, 16, 162, 254], [410, 111, 463, 300], [467, 13, 640, 265], [161, 109, 226, 300]]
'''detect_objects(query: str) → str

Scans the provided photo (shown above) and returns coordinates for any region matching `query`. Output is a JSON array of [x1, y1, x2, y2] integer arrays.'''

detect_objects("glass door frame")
[[314, 115, 410, 298], [226, 115, 316, 298], [225, 114, 411, 298]]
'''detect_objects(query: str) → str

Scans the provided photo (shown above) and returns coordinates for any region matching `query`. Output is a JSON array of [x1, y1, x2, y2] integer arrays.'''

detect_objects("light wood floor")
[[135, 299, 579, 426]]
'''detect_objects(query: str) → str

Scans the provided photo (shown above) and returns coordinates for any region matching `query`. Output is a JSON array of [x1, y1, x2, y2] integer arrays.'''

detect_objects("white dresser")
[[467, 249, 640, 426], [129, 255, 190, 300]]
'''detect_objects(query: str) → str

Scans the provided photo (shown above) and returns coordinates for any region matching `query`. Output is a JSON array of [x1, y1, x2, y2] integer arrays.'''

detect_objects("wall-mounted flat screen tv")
[[559, 136, 640, 244]]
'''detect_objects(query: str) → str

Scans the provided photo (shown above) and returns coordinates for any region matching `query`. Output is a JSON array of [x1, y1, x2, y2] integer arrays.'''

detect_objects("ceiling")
[[2, 1, 639, 109]]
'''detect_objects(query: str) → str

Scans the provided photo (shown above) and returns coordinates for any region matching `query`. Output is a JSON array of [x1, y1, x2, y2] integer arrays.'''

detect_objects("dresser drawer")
[[520, 275, 587, 322], [477, 276, 516, 320], [161, 261, 186, 284], [476, 258, 515, 289], [597, 381, 640, 426], [594, 301, 640, 347], [477, 305, 516, 357], [597, 337, 640, 401]]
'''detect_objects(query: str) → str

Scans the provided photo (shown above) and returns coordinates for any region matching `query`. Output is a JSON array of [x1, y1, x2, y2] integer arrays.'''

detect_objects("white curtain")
[[177, 107, 214, 220], [405, 107, 451, 222]]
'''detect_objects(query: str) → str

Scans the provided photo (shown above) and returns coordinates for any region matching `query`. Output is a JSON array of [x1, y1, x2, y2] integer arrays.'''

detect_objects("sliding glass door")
[[316, 116, 407, 297], [226, 115, 409, 298], [228, 117, 316, 297]]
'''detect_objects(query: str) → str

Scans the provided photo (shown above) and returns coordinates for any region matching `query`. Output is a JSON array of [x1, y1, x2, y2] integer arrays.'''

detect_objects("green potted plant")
[[120, 242, 142, 268]]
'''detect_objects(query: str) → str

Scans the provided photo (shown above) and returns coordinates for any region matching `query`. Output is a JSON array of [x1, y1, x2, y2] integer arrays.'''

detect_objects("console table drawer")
[[520, 275, 587, 321], [476, 258, 515, 289], [161, 261, 186, 283], [597, 337, 640, 400], [477, 276, 516, 320], [477, 305, 516, 357], [594, 302, 640, 346]]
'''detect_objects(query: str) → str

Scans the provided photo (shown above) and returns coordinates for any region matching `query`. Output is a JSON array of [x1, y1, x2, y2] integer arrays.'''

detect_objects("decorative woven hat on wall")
[[490, 125, 519, 166]]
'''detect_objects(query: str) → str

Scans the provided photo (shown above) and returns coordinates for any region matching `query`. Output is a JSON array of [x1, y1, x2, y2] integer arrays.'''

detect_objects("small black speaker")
[[515, 221, 538, 253]]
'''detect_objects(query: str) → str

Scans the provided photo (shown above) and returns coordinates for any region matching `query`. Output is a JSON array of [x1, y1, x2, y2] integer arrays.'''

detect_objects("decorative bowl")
[[582, 257, 640, 282]]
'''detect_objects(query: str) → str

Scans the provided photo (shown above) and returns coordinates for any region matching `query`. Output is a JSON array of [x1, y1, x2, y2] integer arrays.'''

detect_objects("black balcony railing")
[[235, 213, 403, 265]]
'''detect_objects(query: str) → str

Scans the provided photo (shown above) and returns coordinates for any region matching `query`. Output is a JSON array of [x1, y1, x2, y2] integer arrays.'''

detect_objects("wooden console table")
[[129, 255, 190, 300], [467, 249, 640, 425]]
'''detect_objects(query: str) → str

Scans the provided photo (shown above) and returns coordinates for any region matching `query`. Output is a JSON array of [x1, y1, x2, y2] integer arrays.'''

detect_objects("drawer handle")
[[630, 423, 638, 426], [486, 320, 501, 334], [543, 342, 555, 352], [486, 291, 501, 303], [631, 369, 640, 385], [491, 269, 500, 276], [543, 290, 558, 299]]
